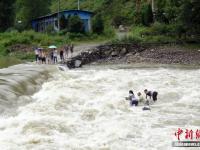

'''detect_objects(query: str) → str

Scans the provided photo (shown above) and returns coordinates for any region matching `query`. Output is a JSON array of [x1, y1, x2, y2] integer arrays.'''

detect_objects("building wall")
[[32, 11, 92, 32]]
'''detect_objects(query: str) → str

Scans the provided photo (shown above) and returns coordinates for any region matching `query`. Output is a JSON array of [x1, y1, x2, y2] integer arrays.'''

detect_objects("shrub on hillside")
[[92, 14, 104, 34], [141, 4, 153, 26], [45, 25, 55, 34], [60, 14, 68, 30], [68, 15, 84, 33]]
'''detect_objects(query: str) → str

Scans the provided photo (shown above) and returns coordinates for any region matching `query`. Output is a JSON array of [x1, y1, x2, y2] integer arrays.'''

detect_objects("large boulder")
[[66, 59, 82, 69], [119, 48, 127, 56], [111, 51, 118, 57], [104, 49, 112, 57]]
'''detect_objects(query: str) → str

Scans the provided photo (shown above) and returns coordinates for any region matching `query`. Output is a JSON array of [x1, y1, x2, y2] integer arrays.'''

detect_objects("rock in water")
[[75, 60, 82, 68], [58, 65, 67, 71], [143, 106, 151, 111]]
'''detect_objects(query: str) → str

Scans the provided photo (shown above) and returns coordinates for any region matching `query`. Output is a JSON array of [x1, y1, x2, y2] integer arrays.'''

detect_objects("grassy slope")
[[0, 29, 115, 67]]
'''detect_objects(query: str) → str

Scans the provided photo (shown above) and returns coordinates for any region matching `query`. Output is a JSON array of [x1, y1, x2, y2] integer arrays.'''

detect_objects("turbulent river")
[[0, 64, 199, 150]]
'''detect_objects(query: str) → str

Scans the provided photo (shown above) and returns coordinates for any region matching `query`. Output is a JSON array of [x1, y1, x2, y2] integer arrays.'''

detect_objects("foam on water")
[[0, 65, 199, 150], [0, 64, 54, 115]]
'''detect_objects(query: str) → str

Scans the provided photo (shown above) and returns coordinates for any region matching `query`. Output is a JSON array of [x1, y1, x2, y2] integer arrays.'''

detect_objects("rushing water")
[[0, 64, 199, 150]]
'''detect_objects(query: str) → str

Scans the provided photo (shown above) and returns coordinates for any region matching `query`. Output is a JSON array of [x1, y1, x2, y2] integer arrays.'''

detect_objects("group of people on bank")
[[125, 89, 158, 110], [34, 44, 74, 64]]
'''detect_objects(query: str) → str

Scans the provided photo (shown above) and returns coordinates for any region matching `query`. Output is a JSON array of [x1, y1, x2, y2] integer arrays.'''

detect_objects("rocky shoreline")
[[65, 44, 200, 68]]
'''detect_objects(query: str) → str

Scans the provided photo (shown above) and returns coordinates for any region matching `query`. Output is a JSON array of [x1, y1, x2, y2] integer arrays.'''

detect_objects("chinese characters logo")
[[173, 128, 200, 147]]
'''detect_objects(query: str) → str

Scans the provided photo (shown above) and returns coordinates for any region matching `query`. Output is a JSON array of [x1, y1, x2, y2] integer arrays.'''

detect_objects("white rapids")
[[0, 64, 199, 150]]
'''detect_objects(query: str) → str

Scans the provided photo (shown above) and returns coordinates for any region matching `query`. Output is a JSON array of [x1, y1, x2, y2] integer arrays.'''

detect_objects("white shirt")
[[35, 49, 39, 55], [53, 50, 58, 57]]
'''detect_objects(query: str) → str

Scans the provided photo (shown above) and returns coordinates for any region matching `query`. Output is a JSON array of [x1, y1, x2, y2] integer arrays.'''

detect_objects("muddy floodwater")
[[0, 64, 199, 150]]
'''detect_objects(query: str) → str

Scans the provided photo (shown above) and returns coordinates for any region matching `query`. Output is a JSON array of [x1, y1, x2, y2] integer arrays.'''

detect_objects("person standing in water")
[[49, 50, 54, 64], [41, 51, 46, 64], [60, 49, 64, 63], [64, 45, 69, 58], [70, 44, 74, 57], [34, 48, 39, 63], [125, 90, 138, 106], [53, 49, 58, 64], [144, 89, 158, 102]]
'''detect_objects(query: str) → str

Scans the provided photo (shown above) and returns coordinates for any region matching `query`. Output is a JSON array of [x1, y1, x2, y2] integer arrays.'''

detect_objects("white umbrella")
[[48, 45, 57, 49]]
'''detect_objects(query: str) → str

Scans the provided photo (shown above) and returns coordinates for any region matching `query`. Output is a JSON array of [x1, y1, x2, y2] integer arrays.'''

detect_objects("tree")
[[142, 4, 153, 26], [68, 15, 84, 33], [92, 14, 104, 34], [179, 0, 192, 29], [16, 0, 51, 29], [60, 15, 68, 30], [0, 0, 16, 31], [191, 0, 200, 34]]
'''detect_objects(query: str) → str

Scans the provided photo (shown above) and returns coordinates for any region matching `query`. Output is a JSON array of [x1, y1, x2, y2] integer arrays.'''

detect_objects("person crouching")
[[144, 89, 158, 102]]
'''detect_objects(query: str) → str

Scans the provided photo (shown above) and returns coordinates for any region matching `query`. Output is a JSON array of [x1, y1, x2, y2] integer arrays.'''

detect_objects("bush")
[[142, 4, 153, 26], [150, 22, 168, 34], [140, 23, 174, 36], [143, 35, 176, 44], [67, 32, 85, 40], [92, 14, 104, 34], [60, 14, 68, 30], [45, 25, 55, 34], [0, 56, 21, 68], [68, 15, 84, 33], [103, 25, 115, 38], [111, 35, 142, 44], [112, 15, 127, 27], [131, 26, 148, 37], [0, 45, 8, 56]]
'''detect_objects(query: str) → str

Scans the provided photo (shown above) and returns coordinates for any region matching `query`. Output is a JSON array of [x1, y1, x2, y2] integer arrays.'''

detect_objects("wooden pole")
[[152, 0, 155, 21], [57, 0, 60, 31], [78, 0, 80, 10]]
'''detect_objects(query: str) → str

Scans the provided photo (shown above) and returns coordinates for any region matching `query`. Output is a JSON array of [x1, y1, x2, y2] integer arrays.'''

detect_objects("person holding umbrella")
[[49, 45, 58, 64], [53, 48, 58, 64]]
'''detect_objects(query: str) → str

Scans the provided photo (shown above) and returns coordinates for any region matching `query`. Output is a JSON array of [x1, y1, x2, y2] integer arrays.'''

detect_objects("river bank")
[[96, 45, 200, 65], [65, 44, 200, 68]]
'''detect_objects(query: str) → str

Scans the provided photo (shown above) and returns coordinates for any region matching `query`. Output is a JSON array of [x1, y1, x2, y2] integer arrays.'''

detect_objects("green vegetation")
[[15, 0, 51, 29], [59, 15, 85, 33], [92, 14, 104, 34], [141, 4, 153, 26], [67, 15, 84, 33], [0, 0, 200, 68], [112, 23, 200, 45], [0, 0, 16, 31], [0, 56, 22, 68], [0, 30, 114, 63]]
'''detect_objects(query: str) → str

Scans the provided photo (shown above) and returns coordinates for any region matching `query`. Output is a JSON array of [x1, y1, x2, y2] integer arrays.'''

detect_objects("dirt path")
[[70, 32, 129, 58], [64, 43, 103, 61]]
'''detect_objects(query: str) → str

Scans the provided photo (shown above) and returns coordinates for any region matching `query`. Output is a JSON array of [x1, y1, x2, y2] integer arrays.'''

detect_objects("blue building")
[[32, 10, 93, 32]]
